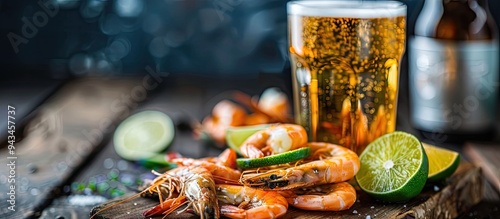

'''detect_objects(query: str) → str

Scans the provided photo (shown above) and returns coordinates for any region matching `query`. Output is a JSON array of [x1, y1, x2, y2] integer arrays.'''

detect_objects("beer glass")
[[288, 1, 406, 154]]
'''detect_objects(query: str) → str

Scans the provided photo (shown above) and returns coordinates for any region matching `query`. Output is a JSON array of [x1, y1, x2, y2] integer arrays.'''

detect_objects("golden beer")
[[288, 1, 406, 154]]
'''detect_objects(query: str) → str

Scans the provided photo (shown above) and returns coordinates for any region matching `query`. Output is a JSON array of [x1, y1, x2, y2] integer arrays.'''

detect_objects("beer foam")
[[287, 1, 406, 18]]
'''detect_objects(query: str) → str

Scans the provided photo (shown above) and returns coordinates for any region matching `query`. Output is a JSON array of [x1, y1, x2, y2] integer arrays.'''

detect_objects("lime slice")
[[139, 154, 177, 170], [113, 111, 175, 161], [225, 124, 272, 155], [355, 131, 428, 203], [236, 147, 310, 169], [422, 143, 460, 182]]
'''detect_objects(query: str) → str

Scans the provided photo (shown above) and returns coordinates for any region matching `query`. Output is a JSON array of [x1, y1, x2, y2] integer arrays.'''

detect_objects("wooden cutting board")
[[90, 162, 482, 219]]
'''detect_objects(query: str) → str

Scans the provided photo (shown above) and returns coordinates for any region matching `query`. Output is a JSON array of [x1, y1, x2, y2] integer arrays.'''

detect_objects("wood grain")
[[0, 77, 140, 218], [463, 142, 500, 193], [91, 162, 482, 219]]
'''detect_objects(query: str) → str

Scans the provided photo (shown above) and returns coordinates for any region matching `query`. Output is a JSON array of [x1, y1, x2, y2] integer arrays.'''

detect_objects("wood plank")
[[90, 162, 482, 219], [0, 77, 140, 218], [463, 142, 500, 193]]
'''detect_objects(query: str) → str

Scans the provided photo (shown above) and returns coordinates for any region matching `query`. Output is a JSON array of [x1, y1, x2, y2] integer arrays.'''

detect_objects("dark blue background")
[[0, 0, 499, 80]]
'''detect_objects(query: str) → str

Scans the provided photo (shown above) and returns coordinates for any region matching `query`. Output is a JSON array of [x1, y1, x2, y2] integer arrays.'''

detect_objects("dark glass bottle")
[[409, 0, 499, 141]]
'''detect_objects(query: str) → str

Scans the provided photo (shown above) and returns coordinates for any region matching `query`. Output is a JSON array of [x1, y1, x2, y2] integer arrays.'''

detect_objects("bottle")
[[409, 0, 499, 141]]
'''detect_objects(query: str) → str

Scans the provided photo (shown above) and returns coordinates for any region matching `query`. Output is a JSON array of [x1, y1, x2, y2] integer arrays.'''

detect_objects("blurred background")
[[1, 1, 500, 218], [0, 0, 496, 79], [2, 0, 500, 133], [1, 0, 500, 141]]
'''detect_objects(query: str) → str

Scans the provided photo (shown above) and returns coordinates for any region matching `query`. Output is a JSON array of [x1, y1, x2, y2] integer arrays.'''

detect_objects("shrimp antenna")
[[89, 189, 147, 219]]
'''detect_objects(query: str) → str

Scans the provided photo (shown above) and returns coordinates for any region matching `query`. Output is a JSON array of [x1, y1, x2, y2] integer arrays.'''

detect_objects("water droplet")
[[117, 160, 128, 171], [107, 169, 120, 180], [57, 162, 68, 171], [353, 210, 358, 214], [100, 13, 121, 35], [115, 0, 144, 17], [106, 38, 131, 61], [149, 37, 169, 58], [134, 203, 137, 206], [142, 13, 162, 34], [80, 0, 106, 19], [433, 185, 440, 192], [69, 53, 94, 76], [103, 158, 114, 169], [63, 185, 71, 193], [30, 188, 40, 196]]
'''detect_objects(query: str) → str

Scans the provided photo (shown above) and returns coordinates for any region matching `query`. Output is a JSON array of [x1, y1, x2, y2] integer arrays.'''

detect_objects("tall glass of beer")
[[288, 1, 406, 155]]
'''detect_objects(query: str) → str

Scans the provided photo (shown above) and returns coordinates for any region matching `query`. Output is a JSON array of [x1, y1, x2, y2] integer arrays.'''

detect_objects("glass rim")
[[287, 1, 406, 18]]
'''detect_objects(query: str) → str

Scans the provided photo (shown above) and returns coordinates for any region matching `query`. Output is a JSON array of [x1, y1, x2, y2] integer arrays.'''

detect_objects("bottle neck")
[[415, 0, 496, 40]]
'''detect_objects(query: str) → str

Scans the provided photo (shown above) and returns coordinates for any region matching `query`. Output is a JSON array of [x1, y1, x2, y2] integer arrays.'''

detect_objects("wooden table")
[[1, 75, 499, 219]]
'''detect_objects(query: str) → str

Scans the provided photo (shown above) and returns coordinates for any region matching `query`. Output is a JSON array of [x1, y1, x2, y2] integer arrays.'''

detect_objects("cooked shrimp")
[[281, 182, 356, 211], [239, 124, 308, 158], [91, 166, 219, 219], [241, 142, 360, 190], [202, 100, 247, 146], [233, 89, 292, 124], [217, 184, 288, 219], [143, 166, 220, 218], [173, 149, 241, 185], [257, 88, 291, 123], [244, 112, 271, 126]]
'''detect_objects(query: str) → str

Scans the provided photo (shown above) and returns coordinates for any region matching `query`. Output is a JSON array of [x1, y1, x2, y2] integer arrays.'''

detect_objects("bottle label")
[[409, 36, 499, 133]]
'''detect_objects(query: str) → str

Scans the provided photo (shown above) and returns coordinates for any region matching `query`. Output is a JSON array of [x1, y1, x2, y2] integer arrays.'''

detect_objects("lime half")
[[225, 124, 272, 155], [113, 111, 175, 161], [355, 131, 428, 203], [236, 147, 310, 169], [423, 143, 460, 182]]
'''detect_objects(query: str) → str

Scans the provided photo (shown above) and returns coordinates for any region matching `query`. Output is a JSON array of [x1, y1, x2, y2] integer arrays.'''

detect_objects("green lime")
[[225, 124, 272, 155], [355, 131, 428, 203], [236, 147, 310, 169], [113, 111, 175, 161], [422, 143, 460, 182], [138, 154, 178, 170]]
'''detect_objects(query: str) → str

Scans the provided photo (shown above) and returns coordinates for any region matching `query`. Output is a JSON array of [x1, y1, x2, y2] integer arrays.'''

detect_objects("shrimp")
[[217, 184, 288, 219], [256, 87, 291, 123], [202, 100, 247, 146], [233, 89, 292, 124], [91, 166, 219, 219], [239, 124, 308, 158], [143, 166, 220, 218], [241, 142, 360, 190], [173, 149, 242, 185], [280, 182, 356, 211]]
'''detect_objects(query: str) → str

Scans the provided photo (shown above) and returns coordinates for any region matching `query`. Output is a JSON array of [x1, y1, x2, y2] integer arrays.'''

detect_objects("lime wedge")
[[355, 131, 428, 203], [237, 147, 310, 169], [422, 143, 460, 182], [113, 111, 175, 161], [225, 124, 272, 155]]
